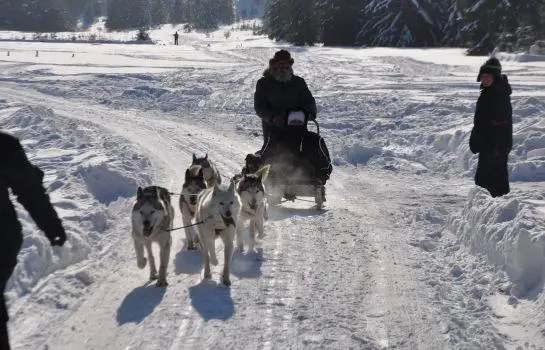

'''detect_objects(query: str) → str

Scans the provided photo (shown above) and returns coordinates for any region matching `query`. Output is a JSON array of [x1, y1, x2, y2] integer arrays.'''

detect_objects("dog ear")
[[185, 168, 190, 179], [228, 180, 236, 193], [192, 153, 197, 162], [212, 183, 220, 196], [137, 187, 143, 198], [205, 153, 208, 160]]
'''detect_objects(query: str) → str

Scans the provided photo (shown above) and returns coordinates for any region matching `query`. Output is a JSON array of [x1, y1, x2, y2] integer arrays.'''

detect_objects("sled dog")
[[179, 164, 207, 250], [196, 181, 241, 286], [131, 186, 174, 287], [192, 153, 222, 188], [236, 165, 269, 253]]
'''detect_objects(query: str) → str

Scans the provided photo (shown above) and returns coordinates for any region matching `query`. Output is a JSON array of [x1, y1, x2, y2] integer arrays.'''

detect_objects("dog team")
[[131, 153, 270, 287]]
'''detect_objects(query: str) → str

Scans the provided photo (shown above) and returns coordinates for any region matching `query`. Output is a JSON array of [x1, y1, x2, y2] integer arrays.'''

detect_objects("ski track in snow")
[[1, 27, 545, 349]]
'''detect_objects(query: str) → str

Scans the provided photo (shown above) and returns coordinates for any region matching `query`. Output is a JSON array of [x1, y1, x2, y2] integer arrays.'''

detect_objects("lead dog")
[[131, 186, 174, 287], [236, 165, 269, 253], [179, 164, 207, 250], [196, 181, 241, 286]]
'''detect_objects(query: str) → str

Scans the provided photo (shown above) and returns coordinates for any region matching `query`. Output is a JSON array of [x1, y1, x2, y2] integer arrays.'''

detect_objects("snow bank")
[[0, 105, 150, 302], [448, 188, 545, 297], [337, 142, 382, 165]]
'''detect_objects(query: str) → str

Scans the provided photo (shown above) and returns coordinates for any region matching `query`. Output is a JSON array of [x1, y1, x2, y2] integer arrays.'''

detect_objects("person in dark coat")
[[0, 131, 66, 350], [253, 50, 331, 184], [254, 49, 317, 150], [469, 57, 513, 197], [174, 31, 179, 45]]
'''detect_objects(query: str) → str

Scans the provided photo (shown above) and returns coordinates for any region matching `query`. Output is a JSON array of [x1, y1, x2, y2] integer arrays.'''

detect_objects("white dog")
[[196, 181, 241, 287], [131, 186, 174, 287], [236, 165, 269, 253]]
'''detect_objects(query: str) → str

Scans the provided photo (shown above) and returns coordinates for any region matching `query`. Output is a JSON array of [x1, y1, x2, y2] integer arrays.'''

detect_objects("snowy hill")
[[1, 25, 545, 349]]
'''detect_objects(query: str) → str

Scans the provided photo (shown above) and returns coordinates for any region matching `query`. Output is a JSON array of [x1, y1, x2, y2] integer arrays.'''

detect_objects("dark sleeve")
[[469, 126, 480, 154], [3, 136, 65, 240], [470, 94, 487, 154], [254, 79, 276, 124], [492, 90, 513, 153], [298, 78, 317, 120]]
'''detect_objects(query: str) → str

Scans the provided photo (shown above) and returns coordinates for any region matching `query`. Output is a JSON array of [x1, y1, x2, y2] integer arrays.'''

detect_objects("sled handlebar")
[[311, 120, 320, 135]]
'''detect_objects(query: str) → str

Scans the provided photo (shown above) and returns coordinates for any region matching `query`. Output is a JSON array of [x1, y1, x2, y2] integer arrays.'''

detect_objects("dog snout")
[[225, 210, 232, 218], [189, 195, 198, 204], [143, 220, 151, 227], [249, 200, 257, 210]]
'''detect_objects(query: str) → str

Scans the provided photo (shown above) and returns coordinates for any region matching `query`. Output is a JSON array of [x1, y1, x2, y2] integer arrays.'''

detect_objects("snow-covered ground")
[[1, 24, 545, 349]]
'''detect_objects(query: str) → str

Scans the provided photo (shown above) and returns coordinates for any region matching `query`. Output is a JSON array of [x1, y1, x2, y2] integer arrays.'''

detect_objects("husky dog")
[[192, 153, 222, 188], [196, 181, 241, 287], [232, 153, 264, 183], [131, 186, 174, 287], [179, 164, 207, 250], [236, 165, 269, 253]]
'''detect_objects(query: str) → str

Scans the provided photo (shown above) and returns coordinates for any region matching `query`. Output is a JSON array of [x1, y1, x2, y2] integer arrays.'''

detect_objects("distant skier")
[[0, 131, 66, 349], [174, 31, 179, 45], [469, 57, 513, 197]]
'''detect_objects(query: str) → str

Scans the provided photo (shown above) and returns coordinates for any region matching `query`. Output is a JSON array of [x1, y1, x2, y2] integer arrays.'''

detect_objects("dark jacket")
[[1, 131, 65, 320], [469, 75, 513, 155], [254, 70, 317, 132]]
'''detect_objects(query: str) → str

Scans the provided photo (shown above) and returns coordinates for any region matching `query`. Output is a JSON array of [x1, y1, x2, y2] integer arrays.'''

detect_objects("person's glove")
[[48, 229, 67, 247], [272, 115, 285, 127]]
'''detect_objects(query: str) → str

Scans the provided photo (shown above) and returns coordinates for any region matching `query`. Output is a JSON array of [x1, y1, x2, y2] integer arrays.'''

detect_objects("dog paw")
[[221, 277, 231, 287], [236, 245, 244, 253], [204, 272, 212, 280], [137, 257, 147, 269], [155, 279, 168, 288]]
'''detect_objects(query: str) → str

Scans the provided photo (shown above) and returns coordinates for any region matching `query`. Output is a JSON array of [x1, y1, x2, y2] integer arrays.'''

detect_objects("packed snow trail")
[[0, 85, 460, 348], [2, 30, 545, 348]]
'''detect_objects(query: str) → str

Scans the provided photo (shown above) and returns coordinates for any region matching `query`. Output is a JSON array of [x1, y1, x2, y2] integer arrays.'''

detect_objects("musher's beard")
[[270, 66, 293, 83]]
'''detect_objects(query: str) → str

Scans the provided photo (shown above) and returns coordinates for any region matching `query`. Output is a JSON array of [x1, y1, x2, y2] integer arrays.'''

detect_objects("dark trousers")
[[475, 152, 510, 197], [1, 313, 9, 350], [1, 241, 20, 350], [261, 120, 270, 151], [1, 281, 11, 350], [174, 38, 179, 45]]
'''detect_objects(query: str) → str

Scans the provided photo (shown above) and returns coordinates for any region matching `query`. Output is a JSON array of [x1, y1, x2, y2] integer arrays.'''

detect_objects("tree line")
[[0, 0, 235, 32], [264, 0, 545, 54]]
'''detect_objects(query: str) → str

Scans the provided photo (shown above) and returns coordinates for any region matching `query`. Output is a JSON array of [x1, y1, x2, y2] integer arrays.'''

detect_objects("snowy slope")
[[1, 25, 545, 349]]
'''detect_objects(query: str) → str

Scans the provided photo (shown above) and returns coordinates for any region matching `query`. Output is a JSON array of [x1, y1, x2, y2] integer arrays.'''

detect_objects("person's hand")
[[48, 229, 67, 247], [272, 115, 285, 127]]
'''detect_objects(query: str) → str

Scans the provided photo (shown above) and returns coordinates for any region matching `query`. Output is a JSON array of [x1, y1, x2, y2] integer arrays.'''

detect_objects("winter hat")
[[269, 49, 294, 66], [477, 57, 502, 82]]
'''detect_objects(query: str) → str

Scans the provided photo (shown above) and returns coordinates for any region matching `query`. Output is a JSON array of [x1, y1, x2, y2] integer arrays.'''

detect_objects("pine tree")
[[358, 0, 449, 47], [170, 0, 184, 23], [264, 0, 290, 41], [284, 0, 319, 46], [129, 0, 151, 28], [150, 0, 167, 26], [460, 0, 516, 54], [83, 0, 102, 26], [318, 0, 363, 46], [106, 0, 131, 29]]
